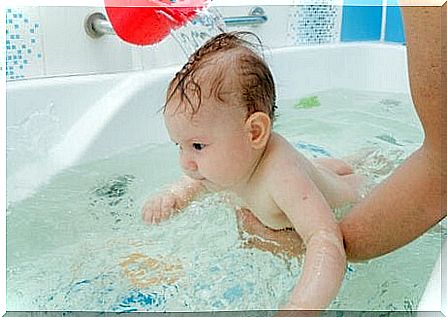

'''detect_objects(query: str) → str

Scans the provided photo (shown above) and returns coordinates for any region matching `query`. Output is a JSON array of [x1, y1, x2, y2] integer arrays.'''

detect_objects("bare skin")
[[235, 155, 358, 260], [139, 3, 444, 315], [142, 60, 365, 309], [221, 2, 446, 264], [340, 2, 446, 261]]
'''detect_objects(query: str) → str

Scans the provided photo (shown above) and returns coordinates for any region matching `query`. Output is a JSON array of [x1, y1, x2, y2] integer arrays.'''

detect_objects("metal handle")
[[223, 7, 267, 27], [85, 7, 268, 39]]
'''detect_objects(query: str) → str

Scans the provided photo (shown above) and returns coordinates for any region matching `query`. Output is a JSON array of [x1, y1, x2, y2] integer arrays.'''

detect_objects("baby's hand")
[[142, 192, 182, 224]]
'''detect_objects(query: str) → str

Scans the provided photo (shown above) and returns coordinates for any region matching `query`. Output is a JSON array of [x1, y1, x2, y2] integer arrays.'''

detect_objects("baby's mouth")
[[188, 174, 206, 181]]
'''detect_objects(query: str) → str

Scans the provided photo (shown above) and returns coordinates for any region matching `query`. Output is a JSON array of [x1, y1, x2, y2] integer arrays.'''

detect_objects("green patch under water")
[[294, 96, 321, 109]]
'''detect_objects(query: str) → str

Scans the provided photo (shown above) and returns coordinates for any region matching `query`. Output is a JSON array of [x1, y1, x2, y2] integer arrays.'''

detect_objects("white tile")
[[39, 6, 140, 77], [217, 5, 291, 48], [141, 36, 188, 70], [141, 5, 293, 70]]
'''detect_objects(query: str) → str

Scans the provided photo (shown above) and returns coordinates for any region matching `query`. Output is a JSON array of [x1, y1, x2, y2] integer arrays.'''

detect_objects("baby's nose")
[[180, 156, 198, 172]]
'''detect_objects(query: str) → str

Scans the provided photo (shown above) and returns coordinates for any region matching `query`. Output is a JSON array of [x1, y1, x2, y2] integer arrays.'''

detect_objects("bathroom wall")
[[340, 2, 405, 42], [5, 3, 404, 81]]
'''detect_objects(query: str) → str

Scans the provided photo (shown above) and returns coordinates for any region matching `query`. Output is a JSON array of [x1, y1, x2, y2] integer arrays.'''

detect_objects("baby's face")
[[164, 98, 256, 191]]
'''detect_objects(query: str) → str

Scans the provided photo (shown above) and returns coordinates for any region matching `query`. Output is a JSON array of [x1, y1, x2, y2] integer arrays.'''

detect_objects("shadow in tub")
[[88, 174, 137, 227]]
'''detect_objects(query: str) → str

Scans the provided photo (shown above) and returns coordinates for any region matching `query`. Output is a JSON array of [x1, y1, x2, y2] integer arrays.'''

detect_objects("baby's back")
[[294, 145, 363, 208], [269, 133, 362, 208], [238, 133, 363, 230]]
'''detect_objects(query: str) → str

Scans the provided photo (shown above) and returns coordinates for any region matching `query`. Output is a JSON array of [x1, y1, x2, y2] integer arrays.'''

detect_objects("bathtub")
[[6, 43, 445, 313], [6, 43, 410, 204]]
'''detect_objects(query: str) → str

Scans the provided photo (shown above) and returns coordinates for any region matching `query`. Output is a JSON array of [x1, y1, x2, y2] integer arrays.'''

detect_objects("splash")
[[170, 7, 226, 57]]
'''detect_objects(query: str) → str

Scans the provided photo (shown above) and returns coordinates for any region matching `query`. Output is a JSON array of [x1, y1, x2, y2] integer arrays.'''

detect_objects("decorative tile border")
[[6, 7, 44, 81], [4, 5, 403, 81], [287, 5, 342, 46]]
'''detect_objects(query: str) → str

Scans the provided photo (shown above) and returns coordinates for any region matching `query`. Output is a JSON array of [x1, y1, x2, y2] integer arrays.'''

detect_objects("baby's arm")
[[269, 169, 346, 310], [142, 176, 207, 224]]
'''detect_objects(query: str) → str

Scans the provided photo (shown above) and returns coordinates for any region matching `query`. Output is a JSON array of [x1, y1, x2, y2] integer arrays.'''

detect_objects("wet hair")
[[163, 31, 277, 121]]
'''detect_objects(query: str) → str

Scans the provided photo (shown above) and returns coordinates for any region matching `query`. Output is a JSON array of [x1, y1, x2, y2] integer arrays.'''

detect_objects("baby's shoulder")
[[266, 133, 303, 165], [261, 134, 307, 178]]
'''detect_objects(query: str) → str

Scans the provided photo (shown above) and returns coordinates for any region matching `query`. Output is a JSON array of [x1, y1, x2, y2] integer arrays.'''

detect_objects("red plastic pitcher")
[[105, 0, 207, 45]]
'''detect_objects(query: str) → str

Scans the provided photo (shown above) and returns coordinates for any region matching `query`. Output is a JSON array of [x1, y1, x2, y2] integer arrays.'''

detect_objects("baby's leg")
[[313, 157, 353, 176], [313, 158, 367, 207], [341, 173, 368, 201]]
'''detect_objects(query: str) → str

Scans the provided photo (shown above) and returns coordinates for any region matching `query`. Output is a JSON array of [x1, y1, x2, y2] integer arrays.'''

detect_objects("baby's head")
[[163, 32, 277, 190], [164, 31, 276, 121]]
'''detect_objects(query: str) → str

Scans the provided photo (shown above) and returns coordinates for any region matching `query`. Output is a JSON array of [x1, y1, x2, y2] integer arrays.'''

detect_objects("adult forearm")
[[341, 3, 446, 262], [400, 4, 445, 147], [340, 145, 445, 261]]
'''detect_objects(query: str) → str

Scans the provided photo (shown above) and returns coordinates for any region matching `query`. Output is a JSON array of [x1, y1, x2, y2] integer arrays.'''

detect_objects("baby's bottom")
[[236, 208, 305, 258], [313, 157, 367, 207], [313, 157, 353, 175]]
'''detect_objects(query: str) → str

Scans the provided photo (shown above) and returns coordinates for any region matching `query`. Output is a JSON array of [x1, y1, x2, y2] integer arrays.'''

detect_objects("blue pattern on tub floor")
[[113, 290, 167, 312], [294, 141, 332, 158]]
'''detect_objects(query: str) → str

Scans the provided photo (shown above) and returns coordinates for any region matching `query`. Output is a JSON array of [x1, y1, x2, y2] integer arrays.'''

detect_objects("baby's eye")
[[192, 143, 206, 151]]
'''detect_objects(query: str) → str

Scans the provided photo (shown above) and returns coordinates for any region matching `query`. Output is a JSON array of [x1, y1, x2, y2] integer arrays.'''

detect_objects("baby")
[[142, 31, 365, 310]]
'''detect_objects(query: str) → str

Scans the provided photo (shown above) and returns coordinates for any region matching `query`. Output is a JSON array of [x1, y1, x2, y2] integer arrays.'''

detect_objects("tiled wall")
[[287, 5, 342, 45], [6, 8, 45, 80], [340, 1, 405, 43], [5, 4, 405, 81]]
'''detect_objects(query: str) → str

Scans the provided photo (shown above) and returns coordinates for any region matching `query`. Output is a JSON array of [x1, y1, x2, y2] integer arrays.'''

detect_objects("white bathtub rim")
[[268, 41, 406, 53], [6, 42, 411, 206], [7, 67, 177, 204], [5, 41, 406, 87], [6, 65, 181, 88], [416, 236, 446, 315]]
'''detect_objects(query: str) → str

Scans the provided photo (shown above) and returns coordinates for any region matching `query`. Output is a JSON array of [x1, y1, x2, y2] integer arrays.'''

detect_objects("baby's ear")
[[245, 112, 271, 149]]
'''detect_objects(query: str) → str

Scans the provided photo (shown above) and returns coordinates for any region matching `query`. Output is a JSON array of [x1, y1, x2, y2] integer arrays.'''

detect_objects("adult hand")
[[236, 208, 305, 258]]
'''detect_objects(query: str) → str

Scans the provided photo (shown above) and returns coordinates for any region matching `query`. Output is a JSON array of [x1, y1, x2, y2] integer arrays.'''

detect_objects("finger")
[[152, 197, 165, 224], [161, 208, 173, 221], [161, 195, 176, 212], [151, 202, 159, 224], [142, 205, 153, 224]]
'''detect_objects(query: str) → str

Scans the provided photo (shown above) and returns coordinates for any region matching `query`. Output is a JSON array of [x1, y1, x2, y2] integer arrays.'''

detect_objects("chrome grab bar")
[[85, 7, 267, 39], [222, 7, 267, 26]]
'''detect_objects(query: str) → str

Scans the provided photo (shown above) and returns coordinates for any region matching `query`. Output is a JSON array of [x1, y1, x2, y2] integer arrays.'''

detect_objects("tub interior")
[[6, 44, 409, 205], [6, 44, 445, 312]]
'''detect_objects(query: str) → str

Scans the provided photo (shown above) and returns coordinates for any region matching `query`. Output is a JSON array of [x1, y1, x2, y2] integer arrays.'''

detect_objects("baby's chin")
[[201, 179, 226, 192], [201, 179, 218, 191]]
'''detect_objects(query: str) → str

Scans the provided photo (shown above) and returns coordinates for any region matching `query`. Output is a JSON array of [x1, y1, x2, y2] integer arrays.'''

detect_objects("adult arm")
[[340, 3, 446, 261]]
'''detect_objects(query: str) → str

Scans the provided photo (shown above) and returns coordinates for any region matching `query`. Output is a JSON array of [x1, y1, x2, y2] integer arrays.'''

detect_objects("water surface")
[[7, 89, 444, 312]]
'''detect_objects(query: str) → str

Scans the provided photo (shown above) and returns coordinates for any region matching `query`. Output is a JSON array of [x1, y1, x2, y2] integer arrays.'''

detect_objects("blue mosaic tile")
[[6, 7, 43, 81], [287, 5, 342, 46]]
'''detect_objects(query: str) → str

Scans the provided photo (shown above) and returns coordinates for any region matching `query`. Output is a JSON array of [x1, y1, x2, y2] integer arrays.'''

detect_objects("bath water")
[[7, 89, 445, 312]]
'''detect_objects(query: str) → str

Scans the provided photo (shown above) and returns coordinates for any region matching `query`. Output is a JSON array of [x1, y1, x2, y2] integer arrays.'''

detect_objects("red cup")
[[105, 0, 207, 45]]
